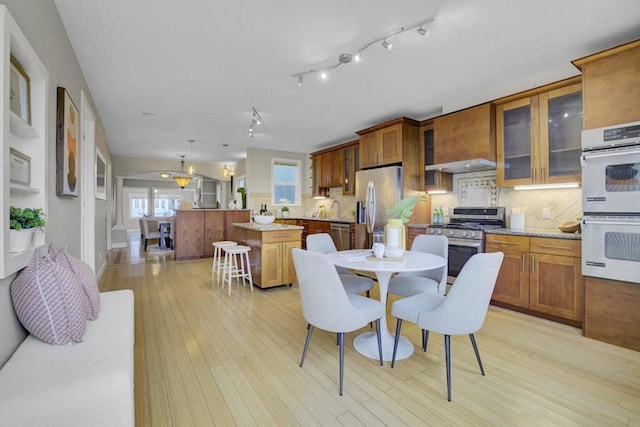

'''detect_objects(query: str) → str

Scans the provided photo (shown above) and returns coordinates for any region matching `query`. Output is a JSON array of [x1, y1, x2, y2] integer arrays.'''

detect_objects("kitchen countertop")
[[407, 223, 581, 240], [486, 228, 581, 240], [233, 222, 304, 231], [277, 217, 355, 223]]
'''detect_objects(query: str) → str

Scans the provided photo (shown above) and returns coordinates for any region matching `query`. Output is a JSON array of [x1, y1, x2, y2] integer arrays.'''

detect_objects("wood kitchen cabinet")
[[485, 234, 530, 308], [432, 103, 496, 164], [318, 149, 343, 187], [357, 118, 419, 169], [572, 39, 640, 130], [486, 233, 584, 324], [233, 226, 302, 288], [495, 78, 583, 187], [420, 121, 453, 193], [342, 141, 359, 195], [407, 226, 427, 249]]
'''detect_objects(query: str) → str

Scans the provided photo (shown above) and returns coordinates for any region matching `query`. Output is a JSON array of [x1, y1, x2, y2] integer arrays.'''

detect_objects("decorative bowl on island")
[[254, 215, 275, 225]]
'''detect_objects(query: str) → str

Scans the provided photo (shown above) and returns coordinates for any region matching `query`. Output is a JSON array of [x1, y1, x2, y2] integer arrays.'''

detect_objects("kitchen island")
[[232, 223, 303, 289], [174, 209, 251, 260]]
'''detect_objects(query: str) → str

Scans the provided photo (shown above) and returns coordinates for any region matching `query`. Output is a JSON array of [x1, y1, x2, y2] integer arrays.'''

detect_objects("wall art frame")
[[9, 147, 31, 186], [9, 55, 31, 124], [56, 87, 80, 197], [95, 147, 106, 200]]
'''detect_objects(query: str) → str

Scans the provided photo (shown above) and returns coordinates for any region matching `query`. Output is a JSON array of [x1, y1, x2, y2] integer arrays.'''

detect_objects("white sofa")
[[0, 290, 135, 427]]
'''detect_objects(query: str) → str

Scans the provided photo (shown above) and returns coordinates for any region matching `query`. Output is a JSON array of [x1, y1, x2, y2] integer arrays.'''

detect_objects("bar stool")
[[221, 245, 253, 296], [212, 241, 237, 286]]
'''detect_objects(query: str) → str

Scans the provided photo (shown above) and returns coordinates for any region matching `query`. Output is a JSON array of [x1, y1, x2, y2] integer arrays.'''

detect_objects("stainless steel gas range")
[[426, 207, 506, 281]]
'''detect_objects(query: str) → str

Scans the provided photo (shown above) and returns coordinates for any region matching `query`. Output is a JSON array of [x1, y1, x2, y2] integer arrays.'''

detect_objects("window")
[[129, 194, 148, 218], [272, 158, 301, 206], [153, 189, 183, 217]]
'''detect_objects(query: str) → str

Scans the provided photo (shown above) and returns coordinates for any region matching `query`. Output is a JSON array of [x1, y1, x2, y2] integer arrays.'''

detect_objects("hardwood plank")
[[101, 249, 640, 427]]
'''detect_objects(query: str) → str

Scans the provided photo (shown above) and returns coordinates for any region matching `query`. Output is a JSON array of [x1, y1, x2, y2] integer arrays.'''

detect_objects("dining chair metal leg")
[[445, 334, 452, 402], [469, 333, 485, 376], [300, 325, 314, 367], [391, 318, 403, 368], [338, 332, 345, 396], [422, 329, 429, 352], [375, 319, 383, 367]]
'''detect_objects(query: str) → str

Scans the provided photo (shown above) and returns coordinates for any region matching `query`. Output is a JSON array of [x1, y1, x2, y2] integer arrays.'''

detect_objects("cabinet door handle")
[[489, 240, 518, 245], [537, 244, 572, 250], [531, 255, 535, 273], [521, 253, 525, 271]]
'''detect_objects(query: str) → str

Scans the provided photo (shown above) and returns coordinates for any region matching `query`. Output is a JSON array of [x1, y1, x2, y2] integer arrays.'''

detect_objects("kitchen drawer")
[[530, 237, 580, 257], [485, 234, 529, 251], [262, 229, 301, 243]]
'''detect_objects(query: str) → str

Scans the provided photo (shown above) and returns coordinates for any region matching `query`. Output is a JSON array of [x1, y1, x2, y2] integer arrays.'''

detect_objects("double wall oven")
[[581, 121, 640, 284], [426, 207, 505, 282]]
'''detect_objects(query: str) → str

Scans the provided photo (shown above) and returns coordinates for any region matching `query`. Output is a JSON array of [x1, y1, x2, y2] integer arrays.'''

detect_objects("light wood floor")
[[101, 246, 640, 426]]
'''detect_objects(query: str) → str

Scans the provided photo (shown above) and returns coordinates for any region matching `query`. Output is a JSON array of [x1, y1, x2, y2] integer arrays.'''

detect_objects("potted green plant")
[[281, 206, 289, 217], [9, 206, 45, 252]]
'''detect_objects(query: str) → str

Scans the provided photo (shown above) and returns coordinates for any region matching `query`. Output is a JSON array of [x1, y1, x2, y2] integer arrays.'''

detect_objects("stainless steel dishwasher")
[[329, 222, 351, 251]]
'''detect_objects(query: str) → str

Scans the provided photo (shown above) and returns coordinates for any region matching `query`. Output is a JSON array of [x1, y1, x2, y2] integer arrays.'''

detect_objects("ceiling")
[[54, 0, 640, 166]]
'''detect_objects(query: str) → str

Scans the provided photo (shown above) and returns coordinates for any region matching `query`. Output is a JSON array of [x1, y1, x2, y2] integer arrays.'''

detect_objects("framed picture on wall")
[[9, 56, 31, 124], [95, 148, 106, 200], [56, 87, 80, 197], [9, 148, 31, 186]]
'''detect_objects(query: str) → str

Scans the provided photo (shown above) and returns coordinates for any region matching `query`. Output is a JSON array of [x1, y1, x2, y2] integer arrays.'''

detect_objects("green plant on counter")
[[281, 206, 289, 212], [236, 187, 247, 209], [10, 206, 46, 230], [386, 193, 428, 224]]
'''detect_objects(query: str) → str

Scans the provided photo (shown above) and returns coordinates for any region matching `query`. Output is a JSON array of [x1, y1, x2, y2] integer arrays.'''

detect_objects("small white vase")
[[9, 229, 36, 253]]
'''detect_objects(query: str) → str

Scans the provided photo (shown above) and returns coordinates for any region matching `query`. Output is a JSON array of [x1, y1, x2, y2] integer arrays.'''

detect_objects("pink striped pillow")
[[10, 252, 88, 344], [49, 247, 100, 320]]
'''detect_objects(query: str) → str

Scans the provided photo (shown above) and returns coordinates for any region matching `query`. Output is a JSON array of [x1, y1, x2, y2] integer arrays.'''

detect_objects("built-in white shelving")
[[1, 6, 49, 279]]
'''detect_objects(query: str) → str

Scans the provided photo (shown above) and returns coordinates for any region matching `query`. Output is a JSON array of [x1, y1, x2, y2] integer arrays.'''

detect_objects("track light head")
[[297, 75, 303, 86], [320, 71, 328, 80], [338, 53, 352, 64], [381, 40, 392, 50], [417, 26, 429, 36], [354, 52, 362, 62]]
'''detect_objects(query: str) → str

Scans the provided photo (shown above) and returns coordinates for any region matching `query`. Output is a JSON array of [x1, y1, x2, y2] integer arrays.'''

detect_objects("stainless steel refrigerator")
[[354, 166, 403, 249]]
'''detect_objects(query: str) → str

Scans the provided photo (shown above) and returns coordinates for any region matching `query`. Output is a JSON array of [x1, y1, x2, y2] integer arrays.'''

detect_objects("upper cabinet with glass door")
[[496, 78, 582, 187]]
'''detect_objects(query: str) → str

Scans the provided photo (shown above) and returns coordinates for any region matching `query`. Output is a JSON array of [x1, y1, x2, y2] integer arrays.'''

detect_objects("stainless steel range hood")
[[425, 158, 496, 174]]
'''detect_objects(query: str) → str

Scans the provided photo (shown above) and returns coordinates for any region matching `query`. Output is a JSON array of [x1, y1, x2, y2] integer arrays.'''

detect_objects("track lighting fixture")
[[292, 16, 434, 84], [248, 106, 262, 137]]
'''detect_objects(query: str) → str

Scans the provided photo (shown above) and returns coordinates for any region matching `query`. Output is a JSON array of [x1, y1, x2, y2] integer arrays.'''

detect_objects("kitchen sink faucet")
[[331, 200, 341, 218]]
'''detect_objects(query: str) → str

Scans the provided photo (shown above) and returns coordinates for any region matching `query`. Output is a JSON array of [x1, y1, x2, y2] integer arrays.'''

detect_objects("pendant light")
[[221, 144, 234, 177], [187, 139, 195, 175], [173, 155, 192, 189]]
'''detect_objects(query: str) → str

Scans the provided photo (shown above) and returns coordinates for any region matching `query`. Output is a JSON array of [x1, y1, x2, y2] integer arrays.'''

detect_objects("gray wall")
[[0, 1, 108, 366]]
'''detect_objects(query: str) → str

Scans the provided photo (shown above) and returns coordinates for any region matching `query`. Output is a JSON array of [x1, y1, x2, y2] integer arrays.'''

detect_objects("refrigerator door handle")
[[367, 180, 376, 233]]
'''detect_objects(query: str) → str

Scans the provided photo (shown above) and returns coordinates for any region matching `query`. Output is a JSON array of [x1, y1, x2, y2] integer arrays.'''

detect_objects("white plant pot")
[[9, 228, 36, 253]]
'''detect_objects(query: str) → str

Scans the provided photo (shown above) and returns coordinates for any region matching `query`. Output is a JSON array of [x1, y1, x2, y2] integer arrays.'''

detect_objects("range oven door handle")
[[448, 239, 482, 248]]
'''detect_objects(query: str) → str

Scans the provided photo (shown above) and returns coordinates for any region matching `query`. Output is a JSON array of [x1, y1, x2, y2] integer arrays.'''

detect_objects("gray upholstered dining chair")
[[306, 233, 374, 297], [390, 251, 504, 401], [291, 248, 385, 396], [141, 218, 162, 251], [388, 234, 448, 298]]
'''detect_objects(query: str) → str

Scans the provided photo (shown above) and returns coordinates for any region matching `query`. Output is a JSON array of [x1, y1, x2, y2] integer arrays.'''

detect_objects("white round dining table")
[[327, 249, 446, 361]]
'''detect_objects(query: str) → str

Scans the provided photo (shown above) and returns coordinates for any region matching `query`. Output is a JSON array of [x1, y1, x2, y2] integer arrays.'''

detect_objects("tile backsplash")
[[429, 171, 582, 230]]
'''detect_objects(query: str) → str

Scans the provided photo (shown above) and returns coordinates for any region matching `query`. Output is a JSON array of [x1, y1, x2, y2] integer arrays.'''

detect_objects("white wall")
[[0, 0, 108, 365]]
